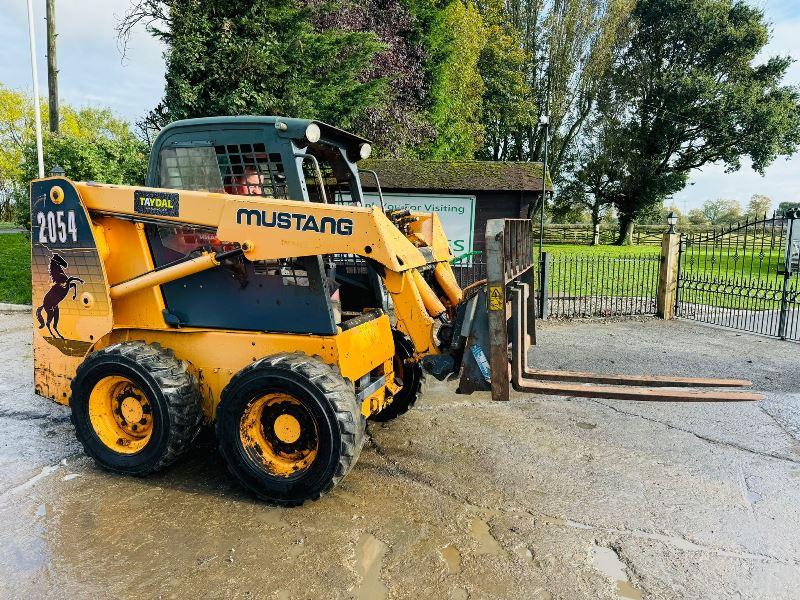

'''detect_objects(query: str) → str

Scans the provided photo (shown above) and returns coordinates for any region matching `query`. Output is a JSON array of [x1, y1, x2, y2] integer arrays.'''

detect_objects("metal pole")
[[26, 0, 45, 177], [537, 97, 550, 318], [46, 0, 59, 133]]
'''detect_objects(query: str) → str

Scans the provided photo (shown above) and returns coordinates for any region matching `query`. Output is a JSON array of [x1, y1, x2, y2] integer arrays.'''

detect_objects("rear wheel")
[[216, 353, 364, 505], [70, 342, 203, 475], [370, 331, 425, 422]]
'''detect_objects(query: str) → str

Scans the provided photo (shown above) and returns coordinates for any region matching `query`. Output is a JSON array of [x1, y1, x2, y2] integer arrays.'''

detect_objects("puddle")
[[356, 533, 388, 600], [470, 519, 503, 556], [451, 588, 469, 600], [576, 422, 597, 430], [513, 543, 533, 562], [590, 545, 642, 600], [439, 544, 461, 574]]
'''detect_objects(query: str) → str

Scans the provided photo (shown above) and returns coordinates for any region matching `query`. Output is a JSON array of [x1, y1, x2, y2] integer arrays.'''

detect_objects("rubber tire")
[[369, 331, 425, 422], [70, 341, 203, 476], [216, 352, 365, 506]]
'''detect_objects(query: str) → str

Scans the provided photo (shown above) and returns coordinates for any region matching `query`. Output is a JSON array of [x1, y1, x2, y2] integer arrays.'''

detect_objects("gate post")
[[657, 230, 680, 319], [538, 252, 550, 320]]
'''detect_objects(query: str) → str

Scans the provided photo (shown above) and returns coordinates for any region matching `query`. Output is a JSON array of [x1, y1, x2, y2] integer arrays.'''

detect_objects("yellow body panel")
[[97, 314, 396, 419], [31, 177, 459, 421]]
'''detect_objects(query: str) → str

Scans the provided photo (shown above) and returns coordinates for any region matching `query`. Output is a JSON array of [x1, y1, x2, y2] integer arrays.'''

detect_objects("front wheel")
[[216, 353, 364, 505], [369, 331, 425, 422], [69, 342, 203, 475]]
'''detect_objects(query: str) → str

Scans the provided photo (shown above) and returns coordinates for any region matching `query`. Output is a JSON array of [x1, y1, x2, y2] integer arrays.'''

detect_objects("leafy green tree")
[[777, 201, 800, 216], [305, 0, 431, 156], [475, 0, 535, 161], [500, 0, 633, 179], [423, 0, 487, 159], [701, 198, 742, 226], [4, 91, 148, 227], [120, 0, 386, 132], [687, 208, 710, 226], [603, 0, 800, 243], [745, 194, 771, 219]]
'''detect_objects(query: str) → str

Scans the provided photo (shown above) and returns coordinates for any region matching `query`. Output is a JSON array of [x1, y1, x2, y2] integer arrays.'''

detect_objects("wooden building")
[[359, 159, 552, 252]]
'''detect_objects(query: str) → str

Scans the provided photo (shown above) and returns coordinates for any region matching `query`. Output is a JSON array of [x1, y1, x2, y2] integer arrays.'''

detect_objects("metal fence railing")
[[676, 213, 799, 342], [538, 253, 660, 318], [451, 251, 661, 319]]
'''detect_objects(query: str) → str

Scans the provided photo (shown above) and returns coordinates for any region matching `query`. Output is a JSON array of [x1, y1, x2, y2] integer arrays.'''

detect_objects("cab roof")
[[155, 115, 371, 148]]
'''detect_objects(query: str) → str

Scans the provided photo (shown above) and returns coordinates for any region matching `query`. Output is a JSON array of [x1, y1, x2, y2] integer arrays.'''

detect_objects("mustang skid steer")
[[30, 116, 761, 505]]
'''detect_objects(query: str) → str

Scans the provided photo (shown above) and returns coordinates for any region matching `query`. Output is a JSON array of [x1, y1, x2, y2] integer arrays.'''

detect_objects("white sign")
[[363, 193, 475, 260], [786, 217, 800, 275]]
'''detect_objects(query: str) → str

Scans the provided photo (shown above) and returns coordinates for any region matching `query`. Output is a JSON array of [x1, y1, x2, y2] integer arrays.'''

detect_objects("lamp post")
[[536, 110, 550, 320], [666, 211, 678, 234], [26, 0, 45, 178]]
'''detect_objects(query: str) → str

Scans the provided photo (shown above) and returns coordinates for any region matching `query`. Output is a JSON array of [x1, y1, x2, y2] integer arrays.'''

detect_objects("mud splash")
[[439, 544, 461, 574], [590, 544, 642, 600], [356, 533, 388, 600], [470, 518, 504, 555]]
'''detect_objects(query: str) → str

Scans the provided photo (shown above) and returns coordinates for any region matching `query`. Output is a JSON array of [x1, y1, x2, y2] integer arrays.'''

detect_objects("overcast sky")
[[2, 0, 798, 211]]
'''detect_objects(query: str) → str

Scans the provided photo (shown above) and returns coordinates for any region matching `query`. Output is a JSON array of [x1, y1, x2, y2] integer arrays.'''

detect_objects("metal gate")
[[676, 212, 800, 341]]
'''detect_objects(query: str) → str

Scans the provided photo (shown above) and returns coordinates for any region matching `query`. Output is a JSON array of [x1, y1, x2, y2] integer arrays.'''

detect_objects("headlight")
[[305, 123, 321, 143]]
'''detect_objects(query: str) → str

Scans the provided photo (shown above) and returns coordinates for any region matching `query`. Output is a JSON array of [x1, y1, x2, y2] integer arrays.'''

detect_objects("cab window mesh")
[[159, 146, 224, 192], [215, 143, 287, 198]]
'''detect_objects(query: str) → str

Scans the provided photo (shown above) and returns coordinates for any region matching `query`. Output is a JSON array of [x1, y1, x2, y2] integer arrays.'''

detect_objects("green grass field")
[[0, 233, 31, 304], [538, 243, 660, 257], [536, 243, 792, 311]]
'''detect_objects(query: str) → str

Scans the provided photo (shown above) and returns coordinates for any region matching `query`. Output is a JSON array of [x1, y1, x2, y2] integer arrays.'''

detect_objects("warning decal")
[[488, 285, 503, 311]]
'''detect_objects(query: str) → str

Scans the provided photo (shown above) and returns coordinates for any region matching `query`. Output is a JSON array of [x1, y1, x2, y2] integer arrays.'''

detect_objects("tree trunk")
[[591, 206, 601, 246], [616, 214, 635, 245]]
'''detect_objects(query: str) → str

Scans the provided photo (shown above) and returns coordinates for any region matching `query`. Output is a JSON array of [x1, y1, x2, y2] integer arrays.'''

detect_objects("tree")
[[701, 198, 742, 226], [601, 0, 800, 243], [497, 0, 634, 181], [687, 208, 710, 226], [778, 201, 800, 216], [0, 86, 147, 227], [553, 82, 623, 238], [422, 0, 487, 159], [745, 194, 771, 219], [305, 0, 431, 156], [476, 0, 535, 161], [120, 0, 386, 132]]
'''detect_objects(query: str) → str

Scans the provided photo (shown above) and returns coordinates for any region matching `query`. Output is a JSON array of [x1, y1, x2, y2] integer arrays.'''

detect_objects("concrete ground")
[[1, 311, 799, 600]]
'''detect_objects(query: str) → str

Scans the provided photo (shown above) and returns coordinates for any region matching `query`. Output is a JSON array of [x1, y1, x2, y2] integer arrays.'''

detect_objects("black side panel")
[[148, 228, 336, 335]]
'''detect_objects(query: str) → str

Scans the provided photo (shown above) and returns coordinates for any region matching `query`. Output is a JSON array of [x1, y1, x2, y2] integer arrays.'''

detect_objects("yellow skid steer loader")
[[29, 116, 761, 505]]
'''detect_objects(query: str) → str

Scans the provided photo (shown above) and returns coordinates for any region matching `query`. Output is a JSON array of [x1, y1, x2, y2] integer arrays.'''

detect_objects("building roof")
[[359, 159, 552, 193]]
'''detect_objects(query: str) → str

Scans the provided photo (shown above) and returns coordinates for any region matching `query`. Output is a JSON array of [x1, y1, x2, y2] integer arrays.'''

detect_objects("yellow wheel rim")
[[88, 375, 154, 454], [239, 393, 318, 477]]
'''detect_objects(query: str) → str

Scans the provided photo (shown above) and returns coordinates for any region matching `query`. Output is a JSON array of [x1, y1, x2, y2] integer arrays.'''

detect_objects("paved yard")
[[0, 310, 798, 599]]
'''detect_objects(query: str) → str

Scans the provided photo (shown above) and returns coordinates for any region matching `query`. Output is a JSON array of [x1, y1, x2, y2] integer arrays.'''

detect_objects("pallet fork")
[[452, 219, 763, 403]]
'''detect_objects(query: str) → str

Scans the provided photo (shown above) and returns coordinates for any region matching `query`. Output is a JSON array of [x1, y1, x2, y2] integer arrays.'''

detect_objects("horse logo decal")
[[36, 253, 84, 339]]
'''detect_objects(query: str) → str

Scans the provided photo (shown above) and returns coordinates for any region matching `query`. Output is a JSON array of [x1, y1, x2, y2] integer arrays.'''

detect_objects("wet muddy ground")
[[1, 310, 799, 599]]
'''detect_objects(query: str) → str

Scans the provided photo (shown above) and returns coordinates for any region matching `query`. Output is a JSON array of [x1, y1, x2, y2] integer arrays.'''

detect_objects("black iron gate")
[[676, 212, 800, 341]]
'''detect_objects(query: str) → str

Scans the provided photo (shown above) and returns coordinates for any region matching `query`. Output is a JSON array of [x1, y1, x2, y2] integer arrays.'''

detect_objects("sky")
[[1, 0, 799, 212]]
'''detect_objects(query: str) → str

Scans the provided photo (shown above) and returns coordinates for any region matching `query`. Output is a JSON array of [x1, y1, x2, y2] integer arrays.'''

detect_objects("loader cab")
[[145, 116, 382, 334]]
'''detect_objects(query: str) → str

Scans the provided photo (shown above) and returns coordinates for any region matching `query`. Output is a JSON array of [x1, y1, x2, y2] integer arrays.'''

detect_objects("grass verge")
[[0, 233, 31, 304]]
